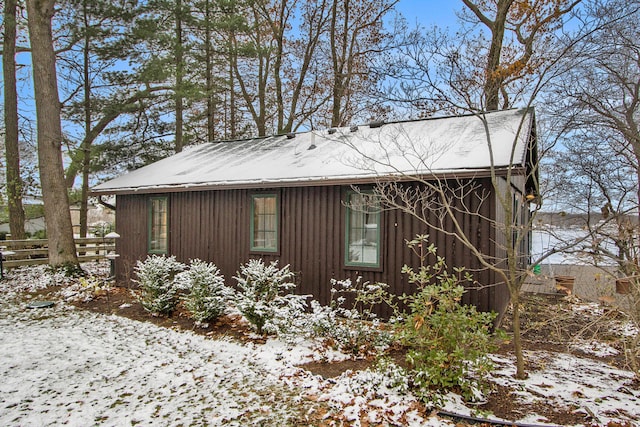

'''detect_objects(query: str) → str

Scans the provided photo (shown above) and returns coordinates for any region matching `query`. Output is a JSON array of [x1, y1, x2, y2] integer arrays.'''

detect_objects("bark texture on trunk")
[[26, 0, 79, 267], [174, 0, 184, 152], [3, 0, 26, 240]]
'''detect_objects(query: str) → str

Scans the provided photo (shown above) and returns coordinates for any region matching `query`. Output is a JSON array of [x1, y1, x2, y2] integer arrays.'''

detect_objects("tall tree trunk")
[[80, 0, 91, 238], [26, 0, 79, 267], [175, 0, 184, 152], [229, 31, 237, 140], [329, 0, 345, 127], [232, 5, 270, 137], [271, 1, 286, 134], [204, 0, 215, 142], [3, 0, 26, 240], [483, 0, 513, 111]]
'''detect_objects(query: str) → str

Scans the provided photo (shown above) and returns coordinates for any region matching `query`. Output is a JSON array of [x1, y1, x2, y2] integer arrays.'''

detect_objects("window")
[[512, 194, 529, 267], [345, 191, 381, 267], [148, 197, 168, 254], [251, 194, 278, 252]]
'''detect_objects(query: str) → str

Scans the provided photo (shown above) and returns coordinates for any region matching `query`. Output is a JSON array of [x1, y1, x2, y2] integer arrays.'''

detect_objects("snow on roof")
[[93, 108, 534, 194]]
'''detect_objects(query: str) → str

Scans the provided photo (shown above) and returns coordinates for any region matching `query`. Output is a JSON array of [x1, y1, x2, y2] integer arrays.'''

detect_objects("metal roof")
[[92, 108, 535, 195]]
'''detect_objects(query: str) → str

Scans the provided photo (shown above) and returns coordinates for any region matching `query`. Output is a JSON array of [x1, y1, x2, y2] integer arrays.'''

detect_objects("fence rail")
[[0, 237, 117, 269]]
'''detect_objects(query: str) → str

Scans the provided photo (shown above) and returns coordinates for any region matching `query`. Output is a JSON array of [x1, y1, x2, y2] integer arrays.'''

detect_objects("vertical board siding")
[[114, 195, 148, 283], [115, 178, 512, 317]]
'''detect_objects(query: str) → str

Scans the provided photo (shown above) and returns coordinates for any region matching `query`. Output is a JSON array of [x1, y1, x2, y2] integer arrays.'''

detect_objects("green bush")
[[25, 230, 47, 240], [177, 259, 231, 324], [308, 277, 395, 356], [90, 221, 114, 237], [234, 259, 307, 335], [396, 235, 499, 404], [134, 255, 186, 315]]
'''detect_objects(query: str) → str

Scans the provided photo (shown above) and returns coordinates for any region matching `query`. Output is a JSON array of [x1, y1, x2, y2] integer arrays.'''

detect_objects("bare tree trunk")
[[329, 0, 346, 127], [175, 0, 184, 152], [510, 290, 526, 378], [26, 0, 79, 268], [204, 0, 215, 142], [80, 0, 91, 238], [232, 5, 270, 137], [462, 0, 514, 111], [3, 0, 26, 240], [484, 0, 512, 111], [229, 40, 237, 140], [268, 0, 286, 134]]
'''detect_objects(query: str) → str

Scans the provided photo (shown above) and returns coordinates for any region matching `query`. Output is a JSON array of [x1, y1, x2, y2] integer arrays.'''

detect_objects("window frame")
[[250, 193, 279, 254], [344, 190, 382, 270], [148, 196, 169, 254]]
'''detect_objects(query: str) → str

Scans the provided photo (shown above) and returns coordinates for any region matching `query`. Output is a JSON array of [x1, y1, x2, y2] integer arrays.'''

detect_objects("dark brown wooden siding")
[[114, 178, 511, 316]]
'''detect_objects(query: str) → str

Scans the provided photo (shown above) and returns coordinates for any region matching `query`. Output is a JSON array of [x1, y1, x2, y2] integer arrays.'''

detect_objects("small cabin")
[[93, 108, 538, 318]]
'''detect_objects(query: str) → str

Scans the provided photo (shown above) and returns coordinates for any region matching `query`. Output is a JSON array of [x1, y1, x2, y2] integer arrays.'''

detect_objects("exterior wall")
[[114, 178, 509, 317], [492, 174, 530, 316]]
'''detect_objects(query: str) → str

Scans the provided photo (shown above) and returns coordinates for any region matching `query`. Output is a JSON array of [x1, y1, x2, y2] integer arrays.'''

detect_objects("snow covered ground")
[[0, 264, 439, 426], [1, 263, 640, 426], [0, 302, 318, 426]]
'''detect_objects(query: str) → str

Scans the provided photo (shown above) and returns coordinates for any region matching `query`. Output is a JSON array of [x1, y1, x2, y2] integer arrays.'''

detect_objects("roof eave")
[[90, 166, 525, 196]]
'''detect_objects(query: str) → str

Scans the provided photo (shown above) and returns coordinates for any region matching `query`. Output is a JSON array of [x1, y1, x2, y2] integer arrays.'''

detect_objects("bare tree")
[[543, 0, 640, 275], [361, 0, 608, 379], [26, 0, 79, 268], [268, 0, 332, 133], [384, 0, 581, 115], [460, 0, 582, 110], [327, 0, 398, 127], [543, 0, 640, 372], [342, 109, 541, 379]]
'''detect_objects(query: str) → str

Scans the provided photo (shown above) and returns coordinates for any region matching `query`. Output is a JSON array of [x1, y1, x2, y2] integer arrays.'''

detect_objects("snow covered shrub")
[[397, 235, 499, 404], [307, 277, 395, 356], [344, 358, 409, 399], [90, 221, 114, 237], [176, 259, 231, 324], [234, 259, 308, 335], [134, 255, 186, 315]]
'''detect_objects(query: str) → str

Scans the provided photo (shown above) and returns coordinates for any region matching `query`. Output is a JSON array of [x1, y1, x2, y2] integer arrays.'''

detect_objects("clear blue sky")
[[395, 0, 459, 27]]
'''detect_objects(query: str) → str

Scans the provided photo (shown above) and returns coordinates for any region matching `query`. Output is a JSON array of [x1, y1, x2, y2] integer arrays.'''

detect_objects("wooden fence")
[[0, 237, 117, 269]]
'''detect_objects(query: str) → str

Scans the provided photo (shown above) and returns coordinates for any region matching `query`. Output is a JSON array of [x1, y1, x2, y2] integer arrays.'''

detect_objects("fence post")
[[0, 248, 16, 279], [104, 232, 120, 278]]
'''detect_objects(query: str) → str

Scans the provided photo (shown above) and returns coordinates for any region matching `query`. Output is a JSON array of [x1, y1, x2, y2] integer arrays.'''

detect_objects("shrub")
[[177, 259, 231, 324], [134, 255, 186, 315], [90, 221, 114, 237], [307, 277, 395, 356], [396, 235, 499, 404], [32, 229, 47, 240], [342, 357, 409, 399], [234, 259, 307, 335]]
